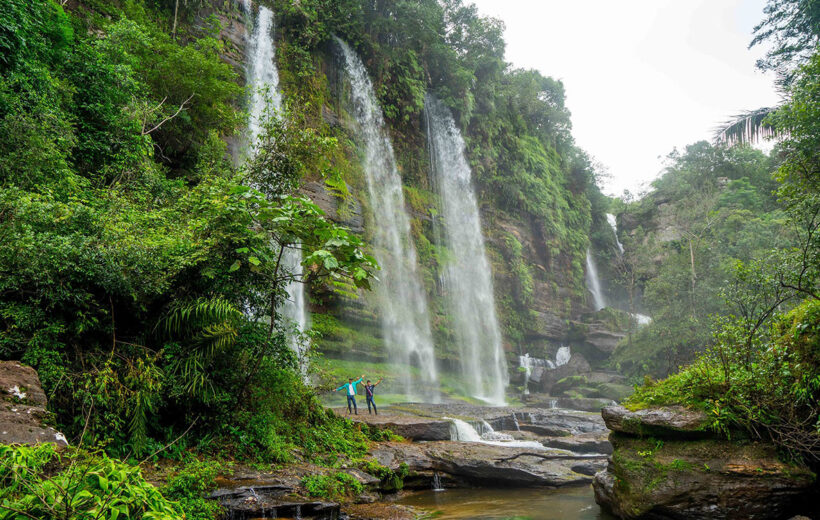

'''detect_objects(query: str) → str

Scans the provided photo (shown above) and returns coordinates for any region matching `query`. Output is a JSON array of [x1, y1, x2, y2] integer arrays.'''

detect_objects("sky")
[[468, 0, 782, 197]]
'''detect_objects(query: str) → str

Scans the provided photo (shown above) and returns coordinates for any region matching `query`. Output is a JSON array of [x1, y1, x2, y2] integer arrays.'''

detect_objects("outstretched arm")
[[374, 378, 383, 386]]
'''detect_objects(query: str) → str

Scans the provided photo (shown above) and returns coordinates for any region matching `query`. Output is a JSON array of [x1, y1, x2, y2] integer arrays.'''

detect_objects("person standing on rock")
[[364, 378, 382, 415], [335, 375, 364, 415]]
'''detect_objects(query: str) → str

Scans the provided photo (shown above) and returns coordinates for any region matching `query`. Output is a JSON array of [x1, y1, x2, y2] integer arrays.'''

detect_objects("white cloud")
[[469, 0, 781, 196]]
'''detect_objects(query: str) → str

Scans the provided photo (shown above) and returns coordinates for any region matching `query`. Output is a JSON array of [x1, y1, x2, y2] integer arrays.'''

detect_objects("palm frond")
[[714, 107, 778, 146], [157, 297, 241, 338]]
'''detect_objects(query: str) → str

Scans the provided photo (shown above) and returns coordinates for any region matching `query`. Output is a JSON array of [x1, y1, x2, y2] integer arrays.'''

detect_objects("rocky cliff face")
[[593, 405, 817, 519], [0, 361, 68, 447], [206, 1, 613, 384]]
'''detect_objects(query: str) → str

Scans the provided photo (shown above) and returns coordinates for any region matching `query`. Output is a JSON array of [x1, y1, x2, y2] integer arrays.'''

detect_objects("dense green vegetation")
[[620, 1, 819, 465], [270, 0, 604, 352], [0, 0, 378, 479]]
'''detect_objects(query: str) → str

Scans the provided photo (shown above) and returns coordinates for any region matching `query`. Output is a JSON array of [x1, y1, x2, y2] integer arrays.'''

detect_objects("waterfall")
[[447, 418, 545, 449], [448, 418, 482, 442], [606, 214, 653, 326], [243, 2, 309, 371], [335, 39, 439, 398], [425, 95, 507, 405], [520, 354, 532, 395], [585, 248, 607, 311], [607, 213, 624, 254], [555, 345, 571, 367]]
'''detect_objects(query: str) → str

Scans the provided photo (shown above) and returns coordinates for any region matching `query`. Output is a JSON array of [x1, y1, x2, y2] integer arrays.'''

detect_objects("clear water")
[[335, 38, 439, 399], [397, 486, 616, 520], [425, 95, 507, 405]]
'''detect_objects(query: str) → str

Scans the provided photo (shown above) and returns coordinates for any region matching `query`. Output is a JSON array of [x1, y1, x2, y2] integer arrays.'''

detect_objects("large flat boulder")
[[371, 441, 605, 488], [0, 361, 67, 447], [593, 434, 817, 519], [601, 405, 710, 437], [337, 409, 451, 441]]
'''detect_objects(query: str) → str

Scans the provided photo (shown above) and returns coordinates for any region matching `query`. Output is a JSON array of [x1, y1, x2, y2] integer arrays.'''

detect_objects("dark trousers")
[[366, 396, 377, 415], [346, 395, 357, 414]]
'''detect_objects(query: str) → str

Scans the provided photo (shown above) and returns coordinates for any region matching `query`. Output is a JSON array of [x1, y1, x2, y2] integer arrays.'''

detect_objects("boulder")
[[536, 354, 591, 394], [584, 326, 627, 356], [522, 395, 617, 413], [371, 441, 603, 488], [601, 405, 710, 437], [340, 411, 451, 441], [541, 432, 612, 455], [594, 434, 817, 519], [0, 361, 68, 447]]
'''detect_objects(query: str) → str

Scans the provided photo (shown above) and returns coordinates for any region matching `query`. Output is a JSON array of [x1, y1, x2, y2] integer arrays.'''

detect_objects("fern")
[[156, 298, 242, 402]]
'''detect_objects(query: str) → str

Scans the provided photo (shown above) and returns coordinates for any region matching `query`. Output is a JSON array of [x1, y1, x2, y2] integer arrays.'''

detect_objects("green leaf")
[[228, 260, 241, 272]]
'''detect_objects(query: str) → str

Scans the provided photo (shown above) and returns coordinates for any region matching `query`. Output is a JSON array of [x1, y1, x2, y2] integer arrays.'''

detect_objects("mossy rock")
[[594, 433, 817, 519]]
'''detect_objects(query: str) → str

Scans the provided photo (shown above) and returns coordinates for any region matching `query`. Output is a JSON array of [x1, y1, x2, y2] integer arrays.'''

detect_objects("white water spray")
[[555, 345, 571, 367], [335, 39, 439, 398], [585, 248, 607, 311], [243, 2, 308, 371], [425, 95, 507, 405], [606, 213, 624, 254], [447, 418, 546, 449]]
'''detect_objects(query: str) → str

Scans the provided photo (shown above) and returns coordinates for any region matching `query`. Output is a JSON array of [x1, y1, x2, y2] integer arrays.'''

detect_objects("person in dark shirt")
[[364, 378, 382, 415]]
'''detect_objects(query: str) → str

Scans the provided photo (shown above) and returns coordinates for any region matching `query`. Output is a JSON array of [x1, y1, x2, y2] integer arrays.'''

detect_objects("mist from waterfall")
[[335, 38, 439, 399], [243, 1, 309, 372], [606, 213, 624, 254], [425, 95, 507, 405], [585, 248, 607, 311]]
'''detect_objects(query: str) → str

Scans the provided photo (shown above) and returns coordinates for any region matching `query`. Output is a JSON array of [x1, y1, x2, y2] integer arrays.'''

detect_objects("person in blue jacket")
[[335, 374, 365, 414]]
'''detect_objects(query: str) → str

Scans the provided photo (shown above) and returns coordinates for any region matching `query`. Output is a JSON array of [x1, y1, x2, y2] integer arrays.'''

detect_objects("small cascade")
[[280, 245, 310, 376], [511, 413, 521, 432], [335, 38, 439, 399], [633, 313, 653, 325], [243, 1, 309, 371], [585, 248, 607, 311], [519, 354, 532, 395], [555, 346, 571, 367], [432, 472, 444, 491], [607, 213, 624, 254], [425, 94, 507, 405], [447, 418, 546, 449], [520, 353, 559, 394], [448, 418, 482, 442], [548, 399, 558, 409]]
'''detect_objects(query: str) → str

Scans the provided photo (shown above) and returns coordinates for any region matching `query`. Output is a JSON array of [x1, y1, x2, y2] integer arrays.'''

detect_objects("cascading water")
[[335, 39, 439, 398], [243, 1, 308, 371], [425, 94, 507, 405], [585, 248, 607, 311], [447, 418, 546, 449], [555, 345, 571, 367], [606, 214, 653, 326], [606, 213, 624, 254]]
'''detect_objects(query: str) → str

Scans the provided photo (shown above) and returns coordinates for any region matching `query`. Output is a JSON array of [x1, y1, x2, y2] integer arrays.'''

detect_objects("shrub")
[[0, 444, 182, 519]]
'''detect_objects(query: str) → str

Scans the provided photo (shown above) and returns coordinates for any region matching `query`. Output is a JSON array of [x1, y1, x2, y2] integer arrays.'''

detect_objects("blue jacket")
[[336, 378, 363, 395]]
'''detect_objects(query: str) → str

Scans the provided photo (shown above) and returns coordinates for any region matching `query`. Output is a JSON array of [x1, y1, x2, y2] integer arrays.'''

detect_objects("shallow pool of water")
[[396, 485, 616, 520]]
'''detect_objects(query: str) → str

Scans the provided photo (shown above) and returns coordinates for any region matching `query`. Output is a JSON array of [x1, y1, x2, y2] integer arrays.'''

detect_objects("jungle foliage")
[[620, 11, 820, 464], [0, 0, 377, 466]]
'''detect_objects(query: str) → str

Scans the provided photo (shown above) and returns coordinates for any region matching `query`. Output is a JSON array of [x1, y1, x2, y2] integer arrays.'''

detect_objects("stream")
[[396, 486, 615, 520]]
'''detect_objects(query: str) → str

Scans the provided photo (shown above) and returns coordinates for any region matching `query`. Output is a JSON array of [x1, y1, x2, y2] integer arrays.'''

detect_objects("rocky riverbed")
[[206, 401, 614, 518]]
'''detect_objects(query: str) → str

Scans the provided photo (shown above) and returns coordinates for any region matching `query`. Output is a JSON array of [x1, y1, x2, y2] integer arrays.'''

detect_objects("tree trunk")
[[172, 0, 179, 39]]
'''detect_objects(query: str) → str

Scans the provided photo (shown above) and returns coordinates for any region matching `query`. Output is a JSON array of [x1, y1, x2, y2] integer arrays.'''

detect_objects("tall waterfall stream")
[[335, 38, 439, 399], [425, 95, 508, 405], [243, 1, 309, 372]]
